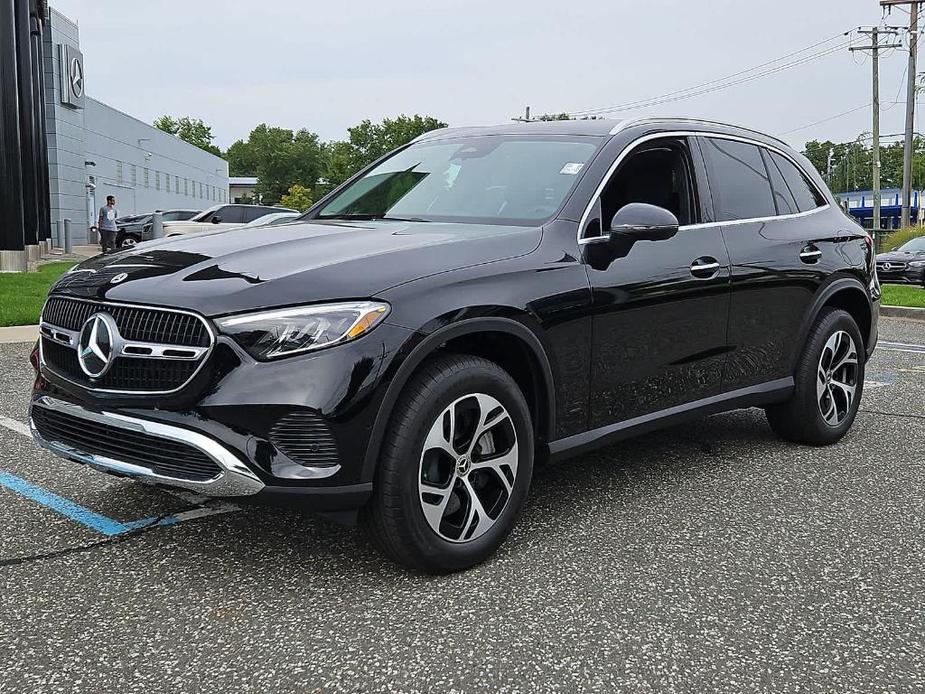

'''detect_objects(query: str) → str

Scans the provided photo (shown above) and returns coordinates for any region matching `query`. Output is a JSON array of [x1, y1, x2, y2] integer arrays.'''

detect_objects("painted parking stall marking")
[[0, 414, 30, 437], [877, 340, 925, 355], [0, 414, 239, 536]]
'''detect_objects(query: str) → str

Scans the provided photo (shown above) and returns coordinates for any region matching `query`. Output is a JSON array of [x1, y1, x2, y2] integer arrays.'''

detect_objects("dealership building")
[[44, 6, 229, 244], [0, 2, 228, 269]]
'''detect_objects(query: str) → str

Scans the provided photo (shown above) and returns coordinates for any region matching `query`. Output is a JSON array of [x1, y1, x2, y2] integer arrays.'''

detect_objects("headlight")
[[216, 301, 390, 360], [908, 260, 925, 267]]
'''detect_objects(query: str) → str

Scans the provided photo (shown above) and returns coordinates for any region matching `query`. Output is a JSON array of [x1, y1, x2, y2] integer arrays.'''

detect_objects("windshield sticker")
[[560, 162, 584, 175]]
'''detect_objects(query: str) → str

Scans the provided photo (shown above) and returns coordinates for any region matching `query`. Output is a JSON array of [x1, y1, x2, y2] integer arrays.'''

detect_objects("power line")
[[563, 32, 853, 117], [777, 103, 872, 136]]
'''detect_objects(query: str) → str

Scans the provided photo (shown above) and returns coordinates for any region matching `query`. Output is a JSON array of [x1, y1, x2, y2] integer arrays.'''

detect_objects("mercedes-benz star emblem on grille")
[[77, 313, 118, 378], [110, 272, 128, 284], [883, 263, 892, 270]]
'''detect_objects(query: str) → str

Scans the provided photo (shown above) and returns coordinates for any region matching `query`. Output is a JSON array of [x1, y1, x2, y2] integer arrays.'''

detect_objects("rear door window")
[[241, 207, 267, 223], [699, 138, 776, 222], [220, 206, 246, 224], [768, 152, 826, 212]]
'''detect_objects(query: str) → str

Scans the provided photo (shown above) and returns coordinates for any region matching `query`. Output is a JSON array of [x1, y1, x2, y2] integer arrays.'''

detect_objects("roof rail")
[[609, 117, 792, 149]]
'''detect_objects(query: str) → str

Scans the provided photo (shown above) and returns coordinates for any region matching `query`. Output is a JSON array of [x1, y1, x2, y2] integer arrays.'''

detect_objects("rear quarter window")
[[769, 152, 826, 212]]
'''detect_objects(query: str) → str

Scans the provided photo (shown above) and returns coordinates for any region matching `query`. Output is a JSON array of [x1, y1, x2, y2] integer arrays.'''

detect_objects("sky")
[[49, 0, 920, 151]]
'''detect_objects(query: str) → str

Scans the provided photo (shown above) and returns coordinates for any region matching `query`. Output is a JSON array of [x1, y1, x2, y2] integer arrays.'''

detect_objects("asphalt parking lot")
[[0, 318, 923, 693]]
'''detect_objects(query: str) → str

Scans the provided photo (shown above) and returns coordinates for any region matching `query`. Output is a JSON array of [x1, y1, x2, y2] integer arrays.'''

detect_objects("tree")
[[280, 184, 314, 211], [224, 124, 325, 204], [324, 114, 447, 186], [154, 115, 223, 157]]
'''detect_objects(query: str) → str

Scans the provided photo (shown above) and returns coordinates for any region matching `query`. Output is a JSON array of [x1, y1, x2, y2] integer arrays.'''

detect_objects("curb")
[[0, 325, 39, 344], [880, 305, 925, 321]]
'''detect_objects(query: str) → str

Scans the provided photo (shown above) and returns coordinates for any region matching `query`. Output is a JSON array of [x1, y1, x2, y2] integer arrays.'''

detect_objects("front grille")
[[42, 297, 209, 347], [878, 263, 907, 271], [32, 406, 222, 481], [40, 297, 212, 393], [269, 411, 339, 468], [42, 338, 200, 391]]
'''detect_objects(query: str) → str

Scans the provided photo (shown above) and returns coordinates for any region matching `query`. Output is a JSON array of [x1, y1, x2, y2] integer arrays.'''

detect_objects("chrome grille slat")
[[40, 297, 214, 394]]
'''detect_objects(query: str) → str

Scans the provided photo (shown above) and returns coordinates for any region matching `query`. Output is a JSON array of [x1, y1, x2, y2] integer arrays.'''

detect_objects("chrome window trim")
[[38, 296, 216, 396], [577, 130, 830, 245], [30, 395, 265, 496]]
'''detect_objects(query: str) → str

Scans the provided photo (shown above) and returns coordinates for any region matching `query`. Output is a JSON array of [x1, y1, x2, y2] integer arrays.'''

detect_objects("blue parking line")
[[0, 469, 131, 536]]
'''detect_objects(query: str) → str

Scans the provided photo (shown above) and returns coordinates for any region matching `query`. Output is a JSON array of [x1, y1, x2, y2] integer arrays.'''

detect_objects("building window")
[[130, 165, 137, 185], [144, 168, 149, 188], [155, 171, 160, 191], [199, 182, 203, 198], [115, 160, 123, 183]]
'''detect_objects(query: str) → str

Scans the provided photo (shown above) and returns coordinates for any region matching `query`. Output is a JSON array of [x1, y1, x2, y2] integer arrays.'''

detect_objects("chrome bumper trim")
[[30, 396, 265, 497]]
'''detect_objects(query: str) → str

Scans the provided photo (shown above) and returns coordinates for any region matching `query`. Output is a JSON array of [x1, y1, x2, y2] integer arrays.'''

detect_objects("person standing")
[[97, 195, 119, 254]]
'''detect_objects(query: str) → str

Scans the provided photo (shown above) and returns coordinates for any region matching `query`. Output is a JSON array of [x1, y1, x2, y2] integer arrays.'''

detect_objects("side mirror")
[[890, 246, 898, 251], [608, 203, 679, 242], [211, 216, 221, 224]]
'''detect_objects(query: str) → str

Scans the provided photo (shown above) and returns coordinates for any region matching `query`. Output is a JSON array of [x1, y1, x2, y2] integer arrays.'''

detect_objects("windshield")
[[898, 236, 925, 252], [316, 135, 601, 225], [191, 205, 223, 222]]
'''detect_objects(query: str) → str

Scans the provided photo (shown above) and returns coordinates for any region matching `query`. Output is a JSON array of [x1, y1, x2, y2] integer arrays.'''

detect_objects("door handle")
[[800, 245, 822, 263], [690, 257, 721, 278]]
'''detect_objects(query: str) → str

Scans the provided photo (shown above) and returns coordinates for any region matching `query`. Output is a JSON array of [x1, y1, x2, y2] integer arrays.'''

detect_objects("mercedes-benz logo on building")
[[77, 313, 118, 378], [69, 57, 83, 97]]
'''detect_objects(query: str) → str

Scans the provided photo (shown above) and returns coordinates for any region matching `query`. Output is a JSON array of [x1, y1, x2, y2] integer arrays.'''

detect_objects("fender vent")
[[268, 411, 339, 468]]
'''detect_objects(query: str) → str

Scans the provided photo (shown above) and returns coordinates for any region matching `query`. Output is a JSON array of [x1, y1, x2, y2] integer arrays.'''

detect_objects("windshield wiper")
[[321, 213, 431, 223]]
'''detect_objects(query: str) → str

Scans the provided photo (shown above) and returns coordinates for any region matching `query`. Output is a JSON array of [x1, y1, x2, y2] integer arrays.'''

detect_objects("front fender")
[[361, 313, 558, 482]]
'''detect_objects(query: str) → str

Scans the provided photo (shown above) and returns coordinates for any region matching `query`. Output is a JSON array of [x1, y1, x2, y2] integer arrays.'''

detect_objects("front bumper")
[[31, 395, 264, 496], [876, 266, 925, 285], [29, 395, 374, 510], [31, 321, 414, 510]]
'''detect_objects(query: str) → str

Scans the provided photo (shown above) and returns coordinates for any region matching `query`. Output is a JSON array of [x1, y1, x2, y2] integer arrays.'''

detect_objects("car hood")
[[876, 250, 925, 263], [50, 220, 542, 316]]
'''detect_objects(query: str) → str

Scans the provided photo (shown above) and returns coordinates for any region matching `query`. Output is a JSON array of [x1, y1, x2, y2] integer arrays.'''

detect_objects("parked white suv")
[[141, 204, 296, 240]]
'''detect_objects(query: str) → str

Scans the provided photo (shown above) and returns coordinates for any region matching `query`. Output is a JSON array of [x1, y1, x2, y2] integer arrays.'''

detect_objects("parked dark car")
[[875, 235, 925, 285], [29, 118, 879, 572], [117, 209, 200, 248]]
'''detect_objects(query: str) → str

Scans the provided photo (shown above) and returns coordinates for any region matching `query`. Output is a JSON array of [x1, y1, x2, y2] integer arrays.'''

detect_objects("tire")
[[117, 233, 140, 249], [765, 308, 865, 445], [363, 353, 534, 573]]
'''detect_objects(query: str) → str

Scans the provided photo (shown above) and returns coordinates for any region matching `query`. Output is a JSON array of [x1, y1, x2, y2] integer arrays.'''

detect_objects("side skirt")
[[547, 378, 794, 462]]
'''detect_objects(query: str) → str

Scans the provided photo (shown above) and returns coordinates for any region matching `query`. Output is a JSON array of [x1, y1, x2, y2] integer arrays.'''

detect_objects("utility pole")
[[882, 0, 921, 227], [851, 27, 902, 237], [512, 106, 532, 123]]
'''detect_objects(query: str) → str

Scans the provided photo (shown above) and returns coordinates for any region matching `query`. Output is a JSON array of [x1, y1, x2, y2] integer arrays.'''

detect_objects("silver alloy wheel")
[[418, 393, 518, 543], [120, 236, 138, 248], [817, 330, 859, 426]]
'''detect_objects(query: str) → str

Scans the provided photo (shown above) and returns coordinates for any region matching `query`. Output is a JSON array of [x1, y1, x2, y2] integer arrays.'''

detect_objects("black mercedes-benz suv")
[[875, 234, 925, 286], [30, 118, 880, 572]]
